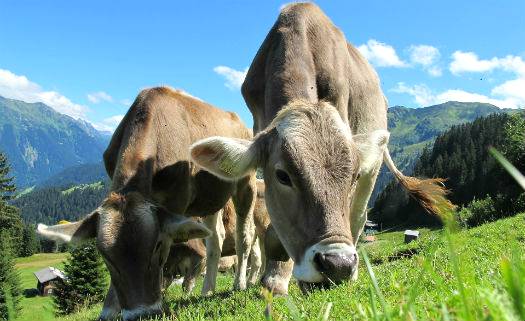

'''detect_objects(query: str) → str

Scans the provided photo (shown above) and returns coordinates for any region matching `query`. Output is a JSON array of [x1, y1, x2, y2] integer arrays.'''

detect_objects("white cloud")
[[408, 45, 440, 66], [92, 114, 124, 132], [0, 68, 89, 119], [449, 51, 525, 76], [357, 39, 408, 68], [448, 51, 525, 108], [392, 82, 520, 109], [491, 78, 525, 106], [427, 66, 443, 77], [213, 66, 248, 90], [408, 45, 442, 77], [391, 83, 434, 106], [87, 91, 113, 104]]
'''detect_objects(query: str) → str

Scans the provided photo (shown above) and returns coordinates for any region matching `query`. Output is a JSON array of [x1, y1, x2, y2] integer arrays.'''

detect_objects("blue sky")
[[1, 1, 524, 131]]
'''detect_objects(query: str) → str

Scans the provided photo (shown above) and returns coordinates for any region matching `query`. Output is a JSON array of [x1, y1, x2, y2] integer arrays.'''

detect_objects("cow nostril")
[[314, 252, 357, 283], [314, 252, 325, 271]]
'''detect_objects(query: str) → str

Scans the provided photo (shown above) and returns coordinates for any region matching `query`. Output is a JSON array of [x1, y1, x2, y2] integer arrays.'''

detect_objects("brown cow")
[[191, 3, 452, 293], [37, 87, 257, 320]]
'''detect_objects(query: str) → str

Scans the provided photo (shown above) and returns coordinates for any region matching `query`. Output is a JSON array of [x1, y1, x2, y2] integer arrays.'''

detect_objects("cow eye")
[[275, 169, 292, 187]]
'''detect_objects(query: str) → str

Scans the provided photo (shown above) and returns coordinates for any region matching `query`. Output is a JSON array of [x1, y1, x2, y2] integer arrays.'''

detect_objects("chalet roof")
[[404, 229, 420, 237], [34, 267, 66, 283], [365, 220, 378, 227]]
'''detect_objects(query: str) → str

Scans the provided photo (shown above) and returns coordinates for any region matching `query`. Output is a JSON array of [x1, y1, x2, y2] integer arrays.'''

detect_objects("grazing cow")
[[164, 185, 270, 293], [37, 87, 257, 320], [190, 3, 452, 293]]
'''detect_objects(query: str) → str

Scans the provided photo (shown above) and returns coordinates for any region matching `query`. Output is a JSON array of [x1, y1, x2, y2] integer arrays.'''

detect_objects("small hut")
[[404, 230, 420, 244], [364, 220, 379, 235], [34, 267, 65, 296]]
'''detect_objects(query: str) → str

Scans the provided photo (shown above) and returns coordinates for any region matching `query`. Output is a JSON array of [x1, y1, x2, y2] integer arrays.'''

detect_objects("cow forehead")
[[97, 199, 157, 248], [272, 102, 359, 185]]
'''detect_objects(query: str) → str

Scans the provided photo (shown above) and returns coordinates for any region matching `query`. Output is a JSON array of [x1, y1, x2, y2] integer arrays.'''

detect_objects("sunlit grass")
[[50, 213, 525, 320]]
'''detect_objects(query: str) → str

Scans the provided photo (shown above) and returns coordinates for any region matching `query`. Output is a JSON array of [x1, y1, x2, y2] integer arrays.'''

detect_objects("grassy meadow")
[[37, 213, 525, 321], [14, 253, 67, 321]]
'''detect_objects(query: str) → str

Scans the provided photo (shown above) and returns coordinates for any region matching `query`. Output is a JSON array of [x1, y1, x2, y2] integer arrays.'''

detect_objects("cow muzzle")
[[293, 242, 357, 286]]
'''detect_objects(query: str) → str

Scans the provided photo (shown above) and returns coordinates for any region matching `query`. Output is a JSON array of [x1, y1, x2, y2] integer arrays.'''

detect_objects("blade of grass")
[[321, 302, 332, 321], [361, 249, 392, 321], [500, 250, 525, 320], [489, 147, 525, 190], [440, 303, 451, 321], [444, 229, 475, 321]]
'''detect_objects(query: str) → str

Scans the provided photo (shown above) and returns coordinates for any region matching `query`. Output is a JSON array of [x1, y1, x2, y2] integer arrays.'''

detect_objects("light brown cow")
[[191, 3, 452, 293], [37, 87, 257, 320]]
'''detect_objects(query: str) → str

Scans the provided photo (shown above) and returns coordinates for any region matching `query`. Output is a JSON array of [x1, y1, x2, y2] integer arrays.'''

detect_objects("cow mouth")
[[297, 279, 336, 294]]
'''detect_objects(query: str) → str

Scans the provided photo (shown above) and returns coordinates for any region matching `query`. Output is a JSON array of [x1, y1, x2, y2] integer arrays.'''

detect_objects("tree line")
[[371, 112, 525, 227]]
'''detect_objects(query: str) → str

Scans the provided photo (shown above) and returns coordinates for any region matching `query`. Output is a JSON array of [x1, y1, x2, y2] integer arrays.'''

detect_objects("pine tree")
[[0, 153, 23, 257], [19, 224, 39, 257], [0, 153, 15, 202], [0, 232, 22, 321], [54, 241, 107, 315]]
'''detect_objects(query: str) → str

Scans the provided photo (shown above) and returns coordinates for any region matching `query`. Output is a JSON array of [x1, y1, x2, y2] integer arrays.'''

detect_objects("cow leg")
[[348, 163, 382, 280], [261, 225, 293, 296], [184, 253, 205, 293], [232, 175, 257, 291], [248, 237, 262, 286], [182, 275, 197, 293], [201, 210, 225, 295], [98, 283, 120, 321]]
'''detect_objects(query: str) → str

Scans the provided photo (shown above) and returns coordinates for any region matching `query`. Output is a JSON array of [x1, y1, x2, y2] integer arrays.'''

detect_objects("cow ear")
[[353, 130, 390, 174], [161, 215, 211, 243], [190, 136, 259, 180], [37, 211, 99, 243]]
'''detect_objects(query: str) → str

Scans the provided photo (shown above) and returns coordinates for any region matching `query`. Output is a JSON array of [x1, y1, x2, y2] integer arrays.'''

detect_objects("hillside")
[[372, 112, 525, 226], [57, 213, 525, 321], [12, 181, 109, 224], [0, 96, 110, 187], [371, 101, 510, 202], [38, 162, 108, 188]]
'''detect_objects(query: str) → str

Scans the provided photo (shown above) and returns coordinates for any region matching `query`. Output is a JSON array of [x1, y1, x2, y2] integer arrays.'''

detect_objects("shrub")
[[53, 241, 107, 315], [463, 195, 497, 227]]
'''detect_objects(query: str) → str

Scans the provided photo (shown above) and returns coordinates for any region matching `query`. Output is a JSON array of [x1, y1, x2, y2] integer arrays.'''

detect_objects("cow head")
[[190, 101, 388, 287], [37, 192, 210, 320]]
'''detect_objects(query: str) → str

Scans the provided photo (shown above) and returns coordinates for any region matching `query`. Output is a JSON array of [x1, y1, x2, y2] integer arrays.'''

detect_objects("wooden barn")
[[34, 266, 65, 296]]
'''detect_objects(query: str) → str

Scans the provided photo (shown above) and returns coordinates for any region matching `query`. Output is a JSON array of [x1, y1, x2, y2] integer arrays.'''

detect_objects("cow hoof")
[[98, 308, 120, 321], [261, 276, 289, 296], [233, 283, 247, 291], [201, 289, 214, 296]]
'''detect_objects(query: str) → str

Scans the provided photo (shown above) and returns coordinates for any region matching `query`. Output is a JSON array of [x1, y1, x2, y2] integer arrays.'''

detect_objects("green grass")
[[14, 253, 67, 321], [54, 213, 525, 321]]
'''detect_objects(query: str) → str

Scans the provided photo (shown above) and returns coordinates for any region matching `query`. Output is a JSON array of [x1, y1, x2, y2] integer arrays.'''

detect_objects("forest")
[[372, 111, 525, 227]]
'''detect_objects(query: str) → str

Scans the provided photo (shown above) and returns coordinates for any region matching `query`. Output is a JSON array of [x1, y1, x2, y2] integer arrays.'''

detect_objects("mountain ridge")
[[0, 95, 110, 187]]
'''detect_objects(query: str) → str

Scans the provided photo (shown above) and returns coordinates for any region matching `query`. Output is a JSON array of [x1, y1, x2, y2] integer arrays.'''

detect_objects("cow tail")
[[383, 148, 456, 216]]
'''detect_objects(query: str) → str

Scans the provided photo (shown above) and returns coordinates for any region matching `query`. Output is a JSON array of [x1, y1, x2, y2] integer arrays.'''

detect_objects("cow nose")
[[313, 251, 357, 283]]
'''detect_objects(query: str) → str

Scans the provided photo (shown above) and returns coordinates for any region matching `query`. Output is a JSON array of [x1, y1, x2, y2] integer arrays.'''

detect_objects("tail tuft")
[[383, 149, 456, 218]]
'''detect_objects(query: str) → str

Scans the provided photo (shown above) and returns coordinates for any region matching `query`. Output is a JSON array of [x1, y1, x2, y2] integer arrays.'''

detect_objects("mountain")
[[371, 101, 512, 203], [0, 96, 110, 187], [12, 181, 110, 224], [38, 162, 109, 188]]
